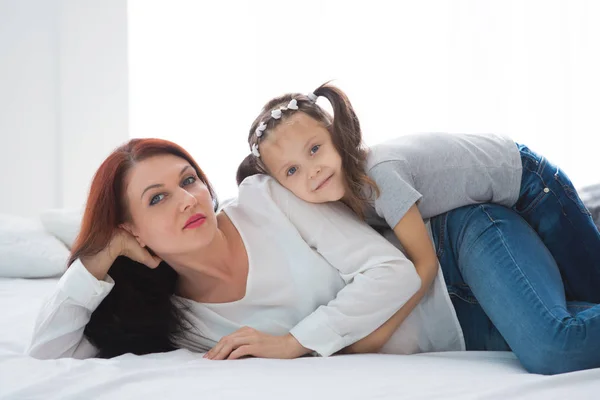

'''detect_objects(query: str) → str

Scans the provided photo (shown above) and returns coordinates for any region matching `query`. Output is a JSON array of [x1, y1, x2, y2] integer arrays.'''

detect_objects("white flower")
[[287, 99, 298, 110], [255, 122, 267, 137], [271, 109, 282, 119], [251, 143, 260, 158]]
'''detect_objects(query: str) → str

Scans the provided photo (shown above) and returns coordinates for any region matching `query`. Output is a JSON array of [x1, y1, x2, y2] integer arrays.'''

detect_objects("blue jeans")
[[431, 204, 600, 375], [514, 144, 600, 302]]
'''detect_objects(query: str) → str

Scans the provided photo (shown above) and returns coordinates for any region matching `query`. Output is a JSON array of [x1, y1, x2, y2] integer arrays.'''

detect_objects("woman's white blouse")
[[26, 175, 463, 360]]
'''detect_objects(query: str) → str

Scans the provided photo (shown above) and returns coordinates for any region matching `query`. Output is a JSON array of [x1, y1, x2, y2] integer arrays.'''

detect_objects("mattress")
[[1, 277, 599, 399]]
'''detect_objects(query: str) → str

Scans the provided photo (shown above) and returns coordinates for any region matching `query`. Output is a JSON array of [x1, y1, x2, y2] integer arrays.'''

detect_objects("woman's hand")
[[204, 327, 312, 360], [110, 228, 162, 269], [80, 228, 162, 280]]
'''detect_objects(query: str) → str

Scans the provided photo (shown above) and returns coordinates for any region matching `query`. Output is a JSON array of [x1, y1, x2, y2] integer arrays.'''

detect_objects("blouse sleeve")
[[266, 177, 421, 356], [25, 260, 114, 359]]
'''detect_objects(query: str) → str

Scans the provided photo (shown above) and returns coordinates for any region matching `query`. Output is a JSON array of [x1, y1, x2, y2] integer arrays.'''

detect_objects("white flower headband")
[[251, 93, 318, 158]]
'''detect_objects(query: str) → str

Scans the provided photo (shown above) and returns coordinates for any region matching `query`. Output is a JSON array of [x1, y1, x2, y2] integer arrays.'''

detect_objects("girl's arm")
[[341, 204, 439, 354], [264, 176, 422, 357]]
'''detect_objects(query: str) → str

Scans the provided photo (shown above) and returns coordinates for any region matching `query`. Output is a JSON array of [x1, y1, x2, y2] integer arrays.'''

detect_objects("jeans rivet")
[[543, 187, 550, 193]]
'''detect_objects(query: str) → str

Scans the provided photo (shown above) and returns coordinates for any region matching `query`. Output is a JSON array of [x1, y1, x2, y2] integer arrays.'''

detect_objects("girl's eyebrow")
[[302, 135, 318, 153]]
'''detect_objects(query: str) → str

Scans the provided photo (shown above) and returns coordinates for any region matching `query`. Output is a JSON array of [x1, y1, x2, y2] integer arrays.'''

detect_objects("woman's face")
[[123, 154, 217, 258]]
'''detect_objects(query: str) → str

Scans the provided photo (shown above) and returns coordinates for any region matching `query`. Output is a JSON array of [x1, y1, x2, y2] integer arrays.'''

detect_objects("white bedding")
[[1, 277, 599, 400]]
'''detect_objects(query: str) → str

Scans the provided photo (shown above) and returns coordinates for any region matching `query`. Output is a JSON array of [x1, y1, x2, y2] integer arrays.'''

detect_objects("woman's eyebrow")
[[141, 165, 192, 199]]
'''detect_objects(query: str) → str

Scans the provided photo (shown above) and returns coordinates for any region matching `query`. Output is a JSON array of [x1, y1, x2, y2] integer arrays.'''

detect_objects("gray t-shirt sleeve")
[[368, 160, 423, 229]]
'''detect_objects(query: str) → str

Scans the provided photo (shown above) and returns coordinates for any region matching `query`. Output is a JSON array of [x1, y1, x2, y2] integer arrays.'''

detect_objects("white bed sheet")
[[1, 277, 599, 400]]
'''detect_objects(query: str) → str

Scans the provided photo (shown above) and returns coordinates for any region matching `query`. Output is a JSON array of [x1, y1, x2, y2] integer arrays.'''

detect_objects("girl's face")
[[259, 112, 347, 204], [122, 154, 218, 259]]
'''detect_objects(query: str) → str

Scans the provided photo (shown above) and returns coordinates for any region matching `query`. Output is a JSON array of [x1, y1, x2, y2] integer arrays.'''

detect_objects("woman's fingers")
[[115, 229, 162, 268], [211, 342, 234, 360], [126, 245, 161, 268], [143, 253, 162, 269], [228, 345, 253, 360], [211, 337, 249, 360], [205, 332, 255, 360]]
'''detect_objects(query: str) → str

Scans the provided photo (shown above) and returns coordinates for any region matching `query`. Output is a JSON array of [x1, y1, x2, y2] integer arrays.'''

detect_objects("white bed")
[[1, 277, 600, 399]]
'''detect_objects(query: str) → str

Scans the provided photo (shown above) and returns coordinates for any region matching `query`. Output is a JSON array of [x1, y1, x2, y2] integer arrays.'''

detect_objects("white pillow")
[[0, 214, 69, 278], [39, 208, 82, 249]]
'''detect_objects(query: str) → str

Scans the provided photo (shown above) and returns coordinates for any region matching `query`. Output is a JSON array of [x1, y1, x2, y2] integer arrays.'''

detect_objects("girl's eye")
[[150, 193, 165, 206], [182, 176, 197, 186], [286, 166, 298, 177], [310, 145, 320, 155]]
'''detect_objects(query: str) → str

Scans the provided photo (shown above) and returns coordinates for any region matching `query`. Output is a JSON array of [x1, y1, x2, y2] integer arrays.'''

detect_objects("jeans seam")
[[553, 171, 593, 216], [519, 159, 578, 222], [519, 157, 557, 215], [436, 214, 447, 259], [520, 148, 543, 173], [479, 204, 576, 327]]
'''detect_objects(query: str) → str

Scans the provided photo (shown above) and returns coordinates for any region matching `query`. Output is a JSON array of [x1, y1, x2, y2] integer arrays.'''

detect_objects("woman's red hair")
[[68, 138, 217, 358], [69, 138, 217, 266]]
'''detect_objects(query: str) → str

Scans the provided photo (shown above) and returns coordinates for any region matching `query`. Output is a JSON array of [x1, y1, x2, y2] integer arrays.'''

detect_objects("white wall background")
[[0, 0, 128, 217], [2, 0, 599, 217], [0, 0, 61, 217], [129, 0, 600, 201]]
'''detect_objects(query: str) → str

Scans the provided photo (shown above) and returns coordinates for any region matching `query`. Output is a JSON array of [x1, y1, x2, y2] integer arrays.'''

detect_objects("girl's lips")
[[314, 174, 333, 191]]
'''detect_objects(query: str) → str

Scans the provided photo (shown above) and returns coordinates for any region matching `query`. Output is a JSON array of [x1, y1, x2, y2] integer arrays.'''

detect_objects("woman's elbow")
[[25, 340, 90, 360], [25, 344, 56, 360]]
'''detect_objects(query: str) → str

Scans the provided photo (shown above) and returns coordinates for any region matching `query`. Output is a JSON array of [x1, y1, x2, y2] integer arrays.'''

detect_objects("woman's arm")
[[25, 259, 113, 359], [341, 204, 439, 354], [26, 230, 160, 359]]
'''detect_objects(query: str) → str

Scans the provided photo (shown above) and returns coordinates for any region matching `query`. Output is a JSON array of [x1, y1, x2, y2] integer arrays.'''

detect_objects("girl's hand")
[[204, 327, 311, 360]]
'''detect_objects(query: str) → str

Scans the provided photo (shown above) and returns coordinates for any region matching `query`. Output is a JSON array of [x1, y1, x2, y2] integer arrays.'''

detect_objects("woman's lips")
[[184, 213, 206, 229]]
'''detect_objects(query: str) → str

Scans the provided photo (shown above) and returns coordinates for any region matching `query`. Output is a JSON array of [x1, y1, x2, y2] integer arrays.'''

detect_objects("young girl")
[[238, 82, 600, 370]]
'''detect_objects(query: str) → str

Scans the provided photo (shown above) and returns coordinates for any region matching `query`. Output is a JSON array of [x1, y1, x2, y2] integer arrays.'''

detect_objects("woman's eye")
[[310, 145, 320, 155], [150, 193, 165, 206], [182, 176, 197, 186], [286, 166, 298, 177]]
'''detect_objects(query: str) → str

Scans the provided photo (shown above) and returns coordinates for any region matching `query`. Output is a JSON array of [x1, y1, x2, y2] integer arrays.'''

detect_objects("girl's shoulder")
[[366, 140, 412, 172]]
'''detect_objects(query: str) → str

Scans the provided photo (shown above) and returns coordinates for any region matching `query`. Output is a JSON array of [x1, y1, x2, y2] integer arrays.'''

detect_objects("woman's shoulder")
[[223, 174, 295, 219], [236, 174, 294, 204], [233, 174, 347, 222]]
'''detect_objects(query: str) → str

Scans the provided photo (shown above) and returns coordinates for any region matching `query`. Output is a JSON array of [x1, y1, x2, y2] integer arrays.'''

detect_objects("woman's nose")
[[179, 188, 198, 212]]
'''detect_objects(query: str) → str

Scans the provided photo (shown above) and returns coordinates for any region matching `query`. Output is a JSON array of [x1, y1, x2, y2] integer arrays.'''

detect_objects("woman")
[[26, 138, 423, 360], [27, 138, 600, 375]]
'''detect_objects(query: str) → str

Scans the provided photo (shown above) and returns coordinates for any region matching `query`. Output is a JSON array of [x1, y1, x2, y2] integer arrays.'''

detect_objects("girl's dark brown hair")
[[239, 82, 379, 219], [69, 138, 218, 358]]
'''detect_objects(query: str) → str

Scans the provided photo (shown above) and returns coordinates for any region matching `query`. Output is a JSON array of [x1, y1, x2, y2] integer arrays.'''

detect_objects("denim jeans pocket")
[[514, 186, 549, 215], [447, 285, 478, 305]]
